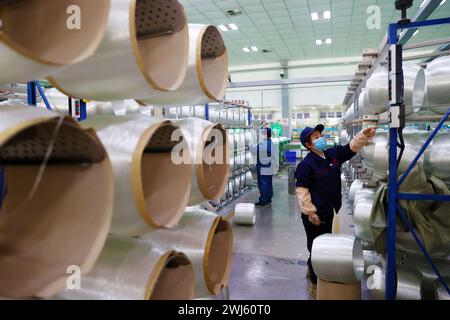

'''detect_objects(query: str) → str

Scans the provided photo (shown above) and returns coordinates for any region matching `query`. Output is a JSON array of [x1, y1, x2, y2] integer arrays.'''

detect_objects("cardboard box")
[[317, 278, 362, 300]]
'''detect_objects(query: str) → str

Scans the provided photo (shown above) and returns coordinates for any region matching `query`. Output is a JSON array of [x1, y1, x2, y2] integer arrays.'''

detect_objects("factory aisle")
[[219, 168, 312, 300], [219, 167, 369, 300]]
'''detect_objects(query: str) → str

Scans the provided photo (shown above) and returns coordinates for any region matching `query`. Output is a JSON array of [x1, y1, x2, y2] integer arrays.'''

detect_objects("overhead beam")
[[228, 75, 353, 89]]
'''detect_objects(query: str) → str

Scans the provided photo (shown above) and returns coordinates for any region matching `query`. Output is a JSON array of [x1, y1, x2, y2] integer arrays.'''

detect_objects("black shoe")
[[255, 202, 267, 206]]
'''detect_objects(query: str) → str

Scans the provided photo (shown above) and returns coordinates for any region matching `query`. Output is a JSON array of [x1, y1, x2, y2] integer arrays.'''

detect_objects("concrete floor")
[[217, 167, 369, 300]]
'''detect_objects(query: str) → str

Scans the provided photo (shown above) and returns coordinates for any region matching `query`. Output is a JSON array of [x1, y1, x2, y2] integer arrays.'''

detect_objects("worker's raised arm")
[[350, 127, 377, 153]]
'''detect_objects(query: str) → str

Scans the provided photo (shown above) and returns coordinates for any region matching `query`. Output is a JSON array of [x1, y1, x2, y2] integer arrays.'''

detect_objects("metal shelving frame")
[[385, 17, 450, 300]]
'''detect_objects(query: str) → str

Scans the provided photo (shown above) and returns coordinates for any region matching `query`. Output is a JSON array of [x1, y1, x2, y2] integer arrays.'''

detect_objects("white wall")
[[226, 57, 358, 110]]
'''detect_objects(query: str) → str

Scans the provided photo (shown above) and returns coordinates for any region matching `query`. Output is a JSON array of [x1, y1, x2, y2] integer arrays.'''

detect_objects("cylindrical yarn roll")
[[139, 24, 228, 106], [354, 188, 376, 243], [84, 116, 192, 235], [240, 173, 246, 189], [425, 56, 450, 115], [357, 89, 366, 117], [372, 132, 427, 181], [348, 179, 364, 206], [345, 103, 355, 122], [245, 151, 254, 165], [0, 0, 110, 83], [145, 208, 233, 297], [245, 171, 254, 187], [233, 175, 241, 194], [364, 64, 425, 115], [234, 203, 256, 226], [55, 237, 195, 300], [339, 129, 349, 145], [370, 268, 422, 300], [312, 234, 365, 284], [176, 118, 229, 206], [427, 133, 450, 182], [228, 180, 235, 198], [49, 0, 189, 101], [0, 105, 113, 299], [434, 280, 450, 300]]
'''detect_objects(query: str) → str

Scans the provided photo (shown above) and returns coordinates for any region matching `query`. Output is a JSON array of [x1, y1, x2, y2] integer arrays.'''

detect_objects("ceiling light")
[[420, 0, 426, 7], [440, 0, 446, 5], [243, 47, 250, 52], [218, 25, 228, 32], [228, 23, 239, 30], [311, 12, 319, 21], [325, 38, 332, 44], [323, 10, 331, 19], [316, 39, 322, 45], [413, 30, 419, 36], [251, 46, 259, 52]]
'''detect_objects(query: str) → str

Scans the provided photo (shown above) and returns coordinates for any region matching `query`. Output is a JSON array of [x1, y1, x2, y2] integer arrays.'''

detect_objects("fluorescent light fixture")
[[316, 39, 322, 45], [218, 25, 228, 32], [243, 47, 250, 52], [323, 10, 331, 19], [228, 23, 239, 30], [311, 12, 319, 20], [251, 46, 259, 52], [413, 30, 419, 36], [420, 0, 426, 7], [440, 0, 446, 5], [325, 38, 332, 44]]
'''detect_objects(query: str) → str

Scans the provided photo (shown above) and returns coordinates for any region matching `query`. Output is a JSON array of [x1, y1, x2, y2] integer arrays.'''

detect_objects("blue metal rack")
[[386, 17, 450, 300], [27, 81, 52, 110]]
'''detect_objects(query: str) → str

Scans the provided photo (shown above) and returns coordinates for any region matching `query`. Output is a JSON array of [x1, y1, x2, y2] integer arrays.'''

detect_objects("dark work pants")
[[257, 167, 273, 205], [301, 213, 334, 284]]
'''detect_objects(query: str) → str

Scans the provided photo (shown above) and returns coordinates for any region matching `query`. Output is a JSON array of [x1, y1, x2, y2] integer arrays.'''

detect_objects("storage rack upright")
[[384, 16, 450, 300]]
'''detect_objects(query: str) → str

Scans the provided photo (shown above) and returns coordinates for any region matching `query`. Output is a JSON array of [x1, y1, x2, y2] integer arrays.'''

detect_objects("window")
[[328, 112, 335, 118], [304, 113, 310, 119], [297, 113, 303, 119], [336, 112, 342, 118], [320, 112, 327, 119]]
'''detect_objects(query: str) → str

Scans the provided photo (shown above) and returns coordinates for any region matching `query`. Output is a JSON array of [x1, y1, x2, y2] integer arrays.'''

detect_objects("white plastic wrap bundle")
[[234, 203, 256, 226]]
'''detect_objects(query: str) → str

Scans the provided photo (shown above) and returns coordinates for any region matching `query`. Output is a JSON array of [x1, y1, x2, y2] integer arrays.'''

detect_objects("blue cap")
[[300, 124, 324, 148]]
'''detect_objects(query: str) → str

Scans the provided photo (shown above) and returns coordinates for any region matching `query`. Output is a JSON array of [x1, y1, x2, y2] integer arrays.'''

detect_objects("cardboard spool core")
[[200, 125, 229, 200], [0, 119, 112, 298], [150, 253, 194, 300], [135, 0, 188, 90], [141, 123, 191, 228], [206, 219, 233, 294], [200, 26, 228, 100], [0, 0, 110, 64]]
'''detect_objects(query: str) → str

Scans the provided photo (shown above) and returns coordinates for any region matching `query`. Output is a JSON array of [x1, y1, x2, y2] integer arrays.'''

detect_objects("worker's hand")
[[363, 127, 378, 138], [308, 213, 321, 226]]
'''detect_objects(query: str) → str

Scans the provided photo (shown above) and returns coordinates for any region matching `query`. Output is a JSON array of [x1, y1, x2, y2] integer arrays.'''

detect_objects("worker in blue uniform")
[[295, 124, 376, 297], [250, 128, 276, 206]]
